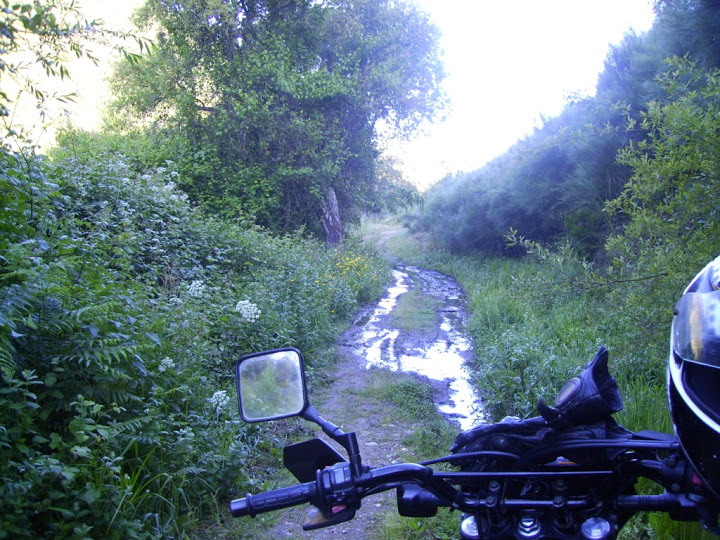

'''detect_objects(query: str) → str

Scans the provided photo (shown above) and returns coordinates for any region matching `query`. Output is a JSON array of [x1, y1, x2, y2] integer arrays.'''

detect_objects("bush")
[[0, 144, 387, 537]]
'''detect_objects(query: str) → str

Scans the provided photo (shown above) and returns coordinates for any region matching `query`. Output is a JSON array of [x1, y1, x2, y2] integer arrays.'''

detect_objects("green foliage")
[[414, 95, 636, 255], [0, 137, 387, 537], [109, 0, 444, 241], [604, 56, 720, 356], [378, 510, 457, 540], [416, 1, 720, 258], [0, 0, 153, 146]]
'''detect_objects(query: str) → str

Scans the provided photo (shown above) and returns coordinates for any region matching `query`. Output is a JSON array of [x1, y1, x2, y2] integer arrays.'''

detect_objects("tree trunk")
[[320, 186, 343, 244]]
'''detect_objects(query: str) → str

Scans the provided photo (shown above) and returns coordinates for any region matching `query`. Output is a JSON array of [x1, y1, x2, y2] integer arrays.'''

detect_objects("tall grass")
[[381, 230, 607, 418], [375, 223, 709, 539]]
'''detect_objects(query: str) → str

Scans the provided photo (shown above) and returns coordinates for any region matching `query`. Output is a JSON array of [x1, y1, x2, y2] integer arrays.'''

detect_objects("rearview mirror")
[[235, 348, 308, 422]]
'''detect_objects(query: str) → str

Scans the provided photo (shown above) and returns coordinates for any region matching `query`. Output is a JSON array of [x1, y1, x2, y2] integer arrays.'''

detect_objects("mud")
[[347, 263, 482, 429], [263, 262, 482, 538]]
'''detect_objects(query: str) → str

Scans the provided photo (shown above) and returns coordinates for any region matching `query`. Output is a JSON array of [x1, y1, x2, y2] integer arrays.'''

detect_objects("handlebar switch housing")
[[319, 461, 361, 511], [319, 462, 355, 502], [303, 462, 359, 531]]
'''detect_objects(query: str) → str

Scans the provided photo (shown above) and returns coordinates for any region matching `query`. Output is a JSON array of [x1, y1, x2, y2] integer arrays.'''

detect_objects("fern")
[[176, 466, 208, 476], [0, 284, 38, 375], [52, 337, 138, 369], [94, 387, 142, 407], [126, 433, 163, 446], [0, 335, 16, 377], [109, 416, 153, 437]]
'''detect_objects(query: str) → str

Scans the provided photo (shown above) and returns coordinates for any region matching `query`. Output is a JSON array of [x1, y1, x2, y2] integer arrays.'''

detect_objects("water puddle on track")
[[350, 264, 483, 430]]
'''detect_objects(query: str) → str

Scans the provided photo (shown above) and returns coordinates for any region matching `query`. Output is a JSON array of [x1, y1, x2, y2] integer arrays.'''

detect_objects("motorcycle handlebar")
[[230, 481, 318, 517], [229, 462, 441, 519], [229, 458, 712, 520]]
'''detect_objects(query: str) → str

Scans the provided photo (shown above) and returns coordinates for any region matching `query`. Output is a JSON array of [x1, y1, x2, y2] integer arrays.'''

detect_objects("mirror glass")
[[236, 348, 307, 422]]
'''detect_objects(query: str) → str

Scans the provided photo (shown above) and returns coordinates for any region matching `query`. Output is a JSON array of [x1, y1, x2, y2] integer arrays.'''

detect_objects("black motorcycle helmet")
[[668, 255, 720, 499]]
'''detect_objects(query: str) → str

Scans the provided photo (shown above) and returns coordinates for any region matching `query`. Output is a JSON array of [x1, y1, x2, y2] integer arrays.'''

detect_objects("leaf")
[[145, 332, 161, 347], [25, 314, 36, 329], [132, 358, 147, 377], [44, 372, 57, 387], [0, 344, 16, 377], [79, 486, 100, 503], [49, 432, 63, 450]]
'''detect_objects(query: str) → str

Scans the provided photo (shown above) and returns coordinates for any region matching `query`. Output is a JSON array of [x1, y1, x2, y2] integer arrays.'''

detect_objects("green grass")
[[615, 378, 673, 434], [367, 216, 707, 540], [389, 285, 442, 340], [357, 370, 460, 539], [358, 370, 457, 459], [377, 511, 458, 540]]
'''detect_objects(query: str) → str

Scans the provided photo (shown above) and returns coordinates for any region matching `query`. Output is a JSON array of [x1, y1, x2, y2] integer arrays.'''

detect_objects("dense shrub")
[[0, 145, 386, 538]]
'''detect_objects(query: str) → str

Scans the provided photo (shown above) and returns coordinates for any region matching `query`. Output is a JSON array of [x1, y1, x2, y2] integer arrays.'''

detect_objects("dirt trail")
[[266, 337, 421, 538], [260, 226, 477, 538]]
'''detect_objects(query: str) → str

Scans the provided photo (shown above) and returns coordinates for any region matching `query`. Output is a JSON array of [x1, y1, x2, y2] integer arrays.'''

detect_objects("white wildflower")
[[235, 300, 261, 323], [159, 357, 175, 372], [210, 390, 230, 413], [187, 280, 206, 298], [168, 296, 183, 307]]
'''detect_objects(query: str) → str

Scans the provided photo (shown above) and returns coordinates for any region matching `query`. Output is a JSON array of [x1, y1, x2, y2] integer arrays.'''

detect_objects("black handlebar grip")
[[230, 481, 318, 517]]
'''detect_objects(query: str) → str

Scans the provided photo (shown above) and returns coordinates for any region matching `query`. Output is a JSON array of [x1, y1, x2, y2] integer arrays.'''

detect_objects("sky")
[[392, 0, 657, 189], [32, 0, 656, 189]]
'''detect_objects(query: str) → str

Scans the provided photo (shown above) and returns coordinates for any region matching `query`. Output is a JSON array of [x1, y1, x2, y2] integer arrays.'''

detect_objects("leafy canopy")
[[110, 0, 445, 240]]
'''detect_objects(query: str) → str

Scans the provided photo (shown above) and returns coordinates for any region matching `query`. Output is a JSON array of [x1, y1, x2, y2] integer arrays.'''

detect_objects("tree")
[[608, 57, 720, 279], [110, 0, 445, 242], [0, 0, 151, 149], [654, 0, 720, 69]]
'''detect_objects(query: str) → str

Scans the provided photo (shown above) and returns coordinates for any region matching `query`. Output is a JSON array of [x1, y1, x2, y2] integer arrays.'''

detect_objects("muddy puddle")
[[349, 264, 483, 430]]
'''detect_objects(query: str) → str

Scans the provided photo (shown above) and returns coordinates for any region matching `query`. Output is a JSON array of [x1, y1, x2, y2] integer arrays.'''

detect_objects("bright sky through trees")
[[46, 1, 655, 190], [393, 0, 657, 189]]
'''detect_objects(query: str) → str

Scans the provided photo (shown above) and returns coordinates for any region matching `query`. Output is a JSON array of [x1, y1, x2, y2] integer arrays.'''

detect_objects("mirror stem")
[[303, 405, 363, 477]]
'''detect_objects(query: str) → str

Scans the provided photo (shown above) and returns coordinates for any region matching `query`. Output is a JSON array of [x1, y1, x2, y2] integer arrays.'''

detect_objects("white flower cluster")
[[187, 280, 206, 298], [210, 390, 230, 413], [235, 300, 261, 323], [116, 200, 135, 221], [159, 357, 175, 372]]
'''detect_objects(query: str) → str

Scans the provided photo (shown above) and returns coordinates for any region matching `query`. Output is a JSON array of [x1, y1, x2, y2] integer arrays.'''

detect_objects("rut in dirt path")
[[347, 263, 483, 430], [263, 262, 482, 538]]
